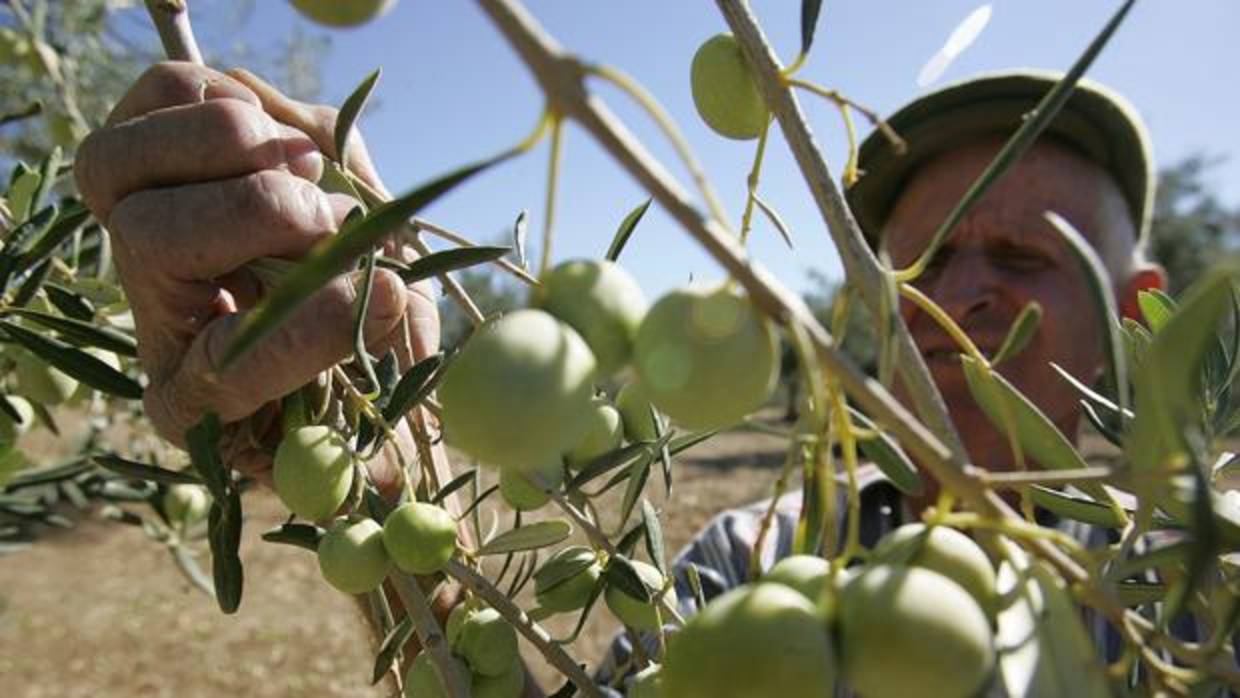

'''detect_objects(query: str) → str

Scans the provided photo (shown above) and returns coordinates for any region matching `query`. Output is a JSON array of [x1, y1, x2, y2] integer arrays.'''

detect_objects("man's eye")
[[994, 250, 1049, 272]]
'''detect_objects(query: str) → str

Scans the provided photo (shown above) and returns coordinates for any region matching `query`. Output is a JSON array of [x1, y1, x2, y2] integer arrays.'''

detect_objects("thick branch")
[[143, 1, 203, 63]]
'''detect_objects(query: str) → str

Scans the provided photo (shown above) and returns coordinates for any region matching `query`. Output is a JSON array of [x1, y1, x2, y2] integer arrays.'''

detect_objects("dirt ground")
[[0, 414, 789, 697]]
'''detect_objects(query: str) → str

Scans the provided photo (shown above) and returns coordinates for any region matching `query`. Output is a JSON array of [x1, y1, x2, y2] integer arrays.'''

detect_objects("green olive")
[[565, 398, 623, 470], [382, 502, 458, 575], [272, 425, 354, 522], [871, 523, 997, 617], [634, 284, 778, 430], [470, 656, 525, 698], [629, 663, 664, 698], [317, 518, 391, 594], [762, 554, 830, 606], [536, 259, 647, 375], [403, 651, 467, 698], [163, 484, 210, 526], [839, 564, 994, 698], [662, 582, 836, 698], [290, 0, 395, 28], [534, 545, 602, 613], [439, 309, 597, 469], [499, 458, 565, 511], [690, 34, 769, 140], [456, 607, 518, 677]]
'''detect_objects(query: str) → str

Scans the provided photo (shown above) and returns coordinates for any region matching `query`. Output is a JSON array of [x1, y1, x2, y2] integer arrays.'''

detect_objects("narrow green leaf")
[[512, 209, 529, 269], [1028, 486, 1125, 529], [1044, 212, 1128, 412], [567, 441, 653, 490], [185, 413, 228, 501], [991, 301, 1042, 366], [1116, 581, 1167, 607], [261, 522, 324, 552], [397, 246, 511, 285], [14, 203, 88, 275], [31, 147, 61, 217], [1111, 540, 1191, 580], [334, 68, 381, 166], [857, 430, 924, 496], [1138, 288, 1175, 333], [169, 543, 214, 597], [381, 353, 445, 423], [960, 355, 1119, 510], [6, 166, 40, 222], [9, 309, 137, 357], [995, 554, 1112, 698], [12, 258, 50, 307], [0, 320, 141, 398], [605, 198, 651, 262], [476, 519, 572, 556], [618, 456, 652, 532], [1160, 468, 1217, 627], [751, 193, 794, 249], [604, 555, 652, 603], [220, 150, 518, 368], [800, 0, 825, 55], [686, 562, 707, 610], [616, 522, 646, 557], [641, 499, 666, 577], [43, 282, 96, 321], [207, 490, 244, 614], [456, 483, 497, 522], [371, 616, 415, 685], [430, 467, 477, 505], [93, 455, 202, 486], [668, 429, 719, 456], [1126, 268, 1234, 474]]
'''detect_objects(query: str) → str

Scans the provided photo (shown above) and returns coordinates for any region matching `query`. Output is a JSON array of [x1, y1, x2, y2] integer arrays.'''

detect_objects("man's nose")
[[927, 250, 999, 324]]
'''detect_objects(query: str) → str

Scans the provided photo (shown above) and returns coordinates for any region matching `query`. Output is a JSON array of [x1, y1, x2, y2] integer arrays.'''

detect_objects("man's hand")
[[74, 62, 439, 484]]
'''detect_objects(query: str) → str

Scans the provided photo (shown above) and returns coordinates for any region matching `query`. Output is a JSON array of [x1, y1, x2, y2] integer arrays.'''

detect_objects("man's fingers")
[[106, 62, 260, 126], [144, 268, 408, 440], [76, 98, 322, 222], [108, 170, 353, 283]]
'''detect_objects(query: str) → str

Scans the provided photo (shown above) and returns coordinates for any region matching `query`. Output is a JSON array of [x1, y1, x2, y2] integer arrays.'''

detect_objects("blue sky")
[[147, 1, 1239, 297]]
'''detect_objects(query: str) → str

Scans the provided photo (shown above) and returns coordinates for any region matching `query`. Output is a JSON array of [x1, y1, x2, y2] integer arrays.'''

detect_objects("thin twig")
[[389, 572, 472, 698], [410, 218, 540, 285], [446, 560, 605, 698]]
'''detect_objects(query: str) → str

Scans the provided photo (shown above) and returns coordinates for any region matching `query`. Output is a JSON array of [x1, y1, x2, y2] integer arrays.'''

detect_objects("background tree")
[[1147, 154, 1240, 294]]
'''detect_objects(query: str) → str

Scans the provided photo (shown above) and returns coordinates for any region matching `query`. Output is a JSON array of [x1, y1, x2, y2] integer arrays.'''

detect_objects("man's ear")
[[1118, 264, 1167, 322]]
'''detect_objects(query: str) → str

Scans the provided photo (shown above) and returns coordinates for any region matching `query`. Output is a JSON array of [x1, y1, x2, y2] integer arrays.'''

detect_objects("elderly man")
[[76, 64, 1166, 696]]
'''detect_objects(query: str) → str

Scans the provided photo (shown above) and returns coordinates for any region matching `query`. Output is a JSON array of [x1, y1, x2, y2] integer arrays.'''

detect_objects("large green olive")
[[382, 502, 458, 575], [662, 582, 836, 698], [762, 554, 830, 606], [499, 458, 565, 511], [629, 663, 664, 698], [565, 398, 623, 470], [690, 34, 769, 140], [317, 518, 391, 594], [839, 564, 994, 698], [871, 523, 997, 616], [535, 259, 647, 375], [163, 484, 210, 526], [470, 656, 525, 698], [272, 425, 354, 521], [634, 284, 778, 430], [438, 309, 596, 469], [534, 545, 602, 613], [456, 607, 518, 677], [605, 560, 677, 632], [290, 0, 395, 27], [403, 652, 467, 698]]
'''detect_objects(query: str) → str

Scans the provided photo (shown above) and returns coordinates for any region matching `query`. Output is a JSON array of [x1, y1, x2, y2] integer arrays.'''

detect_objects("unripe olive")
[[634, 284, 778, 430], [456, 607, 518, 677], [403, 651, 466, 698], [272, 425, 354, 521], [690, 34, 769, 140], [534, 545, 602, 613], [871, 523, 997, 617], [565, 398, 623, 470], [605, 560, 677, 632], [499, 458, 565, 511], [13, 349, 77, 405], [163, 484, 210, 525], [763, 554, 830, 605], [317, 518, 391, 594], [0, 395, 34, 444], [471, 656, 525, 698], [383, 502, 457, 575], [839, 564, 994, 698], [439, 309, 597, 469], [615, 382, 661, 442], [629, 663, 664, 698], [290, 0, 395, 28], [662, 582, 836, 698], [536, 259, 647, 375], [445, 603, 474, 648]]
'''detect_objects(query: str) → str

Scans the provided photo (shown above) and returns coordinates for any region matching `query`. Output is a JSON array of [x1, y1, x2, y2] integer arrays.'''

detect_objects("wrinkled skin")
[[882, 137, 1163, 499], [74, 62, 440, 493]]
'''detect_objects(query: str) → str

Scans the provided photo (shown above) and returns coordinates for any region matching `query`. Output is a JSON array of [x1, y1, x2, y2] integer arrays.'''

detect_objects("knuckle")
[[72, 131, 106, 214], [202, 98, 278, 157], [134, 62, 206, 108], [233, 171, 333, 245]]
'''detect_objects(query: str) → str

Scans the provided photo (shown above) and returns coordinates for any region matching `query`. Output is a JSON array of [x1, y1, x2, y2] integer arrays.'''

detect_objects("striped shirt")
[[593, 465, 1238, 697]]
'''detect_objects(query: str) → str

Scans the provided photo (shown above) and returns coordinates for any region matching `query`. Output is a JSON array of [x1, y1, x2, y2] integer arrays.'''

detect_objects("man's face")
[[883, 136, 1129, 470]]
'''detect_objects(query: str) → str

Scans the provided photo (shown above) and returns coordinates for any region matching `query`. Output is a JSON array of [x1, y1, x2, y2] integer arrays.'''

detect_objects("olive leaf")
[[856, 430, 924, 497], [397, 246, 511, 285], [0, 320, 141, 399], [43, 282, 96, 321], [8, 308, 137, 357], [605, 198, 651, 262], [14, 202, 89, 275], [990, 301, 1041, 366], [371, 616, 414, 685], [261, 522, 324, 552], [430, 467, 477, 505], [334, 68, 381, 166], [604, 554, 652, 603], [477, 518, 571, 556], [1028, 486, 1125, 529], [800, 0, 825, 56], [93, 454, 202, 486], [752, 193, 794, 249], [381, 352, 445, 424], [641, 499, 666, 576], [512, 209, 529, 270]]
